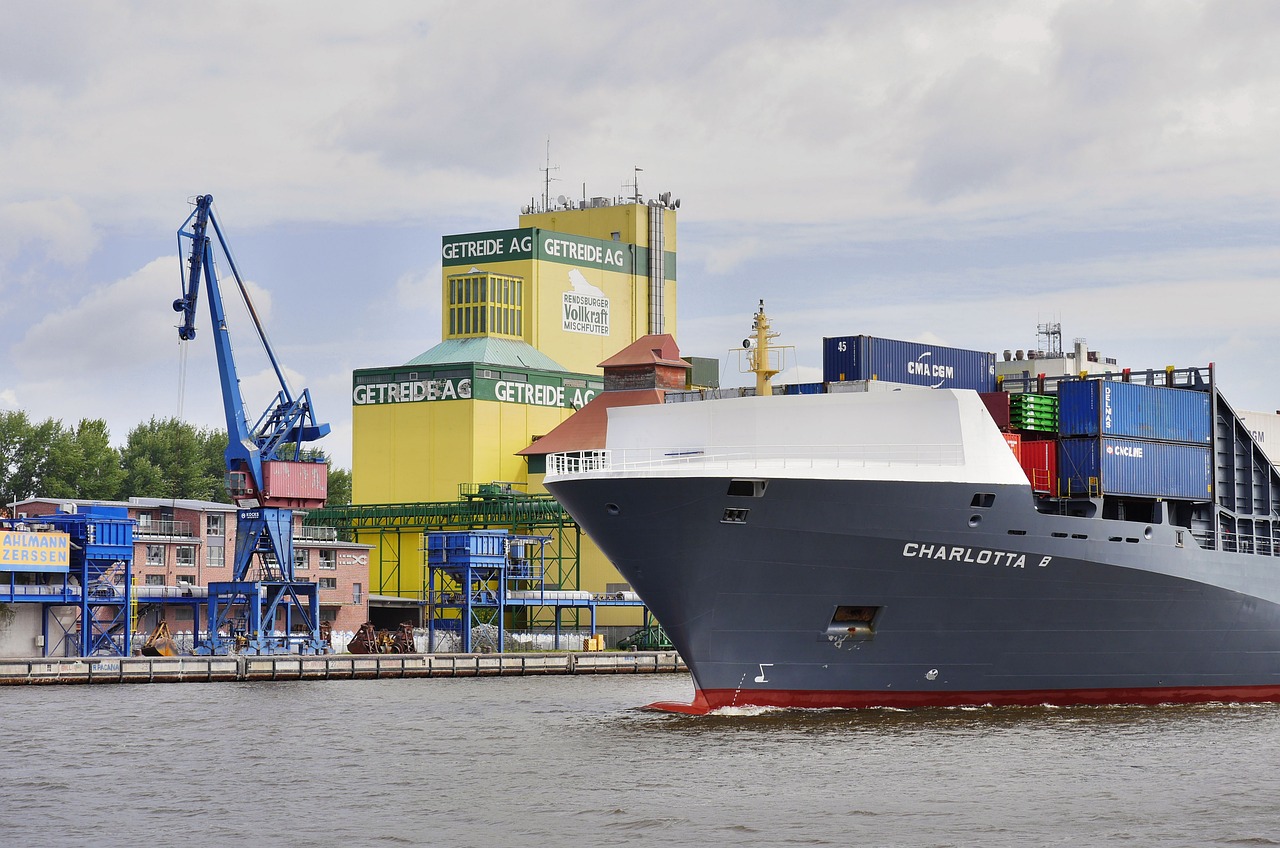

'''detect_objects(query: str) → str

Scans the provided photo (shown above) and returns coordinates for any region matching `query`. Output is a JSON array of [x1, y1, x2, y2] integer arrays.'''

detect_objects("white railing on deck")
[[546, 443, 966, 477]]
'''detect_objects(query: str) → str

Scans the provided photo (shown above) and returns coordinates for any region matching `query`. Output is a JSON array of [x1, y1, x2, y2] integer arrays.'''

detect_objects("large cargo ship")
[[543, 332, 1280, 713]]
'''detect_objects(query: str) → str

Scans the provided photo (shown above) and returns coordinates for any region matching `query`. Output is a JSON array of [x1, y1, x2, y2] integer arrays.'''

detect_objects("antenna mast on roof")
[[1037, 320, 1063, 357], [540, 137, 560, 211], [628, 165, 643, 203]]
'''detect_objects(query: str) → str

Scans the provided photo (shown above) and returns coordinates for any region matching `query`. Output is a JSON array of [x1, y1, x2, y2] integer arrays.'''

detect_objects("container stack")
[[979, 391, 1060, 495], [1009, 394, 1058, 434], [1056, 381, 1212, 500]]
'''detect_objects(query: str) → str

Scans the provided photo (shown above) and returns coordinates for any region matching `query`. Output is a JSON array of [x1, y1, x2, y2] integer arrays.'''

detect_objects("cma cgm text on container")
[[822, 336, 996, 392]]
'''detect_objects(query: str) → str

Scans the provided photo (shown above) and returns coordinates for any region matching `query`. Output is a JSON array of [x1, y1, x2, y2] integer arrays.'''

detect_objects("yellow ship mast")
[[747, 299, 781, 396]]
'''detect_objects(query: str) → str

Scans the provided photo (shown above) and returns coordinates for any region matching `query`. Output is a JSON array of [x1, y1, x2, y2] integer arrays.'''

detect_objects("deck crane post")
[[174, 194, 331, 655]]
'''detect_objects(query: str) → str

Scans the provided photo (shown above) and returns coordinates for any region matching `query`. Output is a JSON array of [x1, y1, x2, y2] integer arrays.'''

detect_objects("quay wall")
[[0, 651, 686, 686]]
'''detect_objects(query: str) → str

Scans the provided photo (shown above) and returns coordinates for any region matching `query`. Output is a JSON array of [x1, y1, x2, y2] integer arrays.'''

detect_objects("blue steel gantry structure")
[[174, 194, 330, 655], [309, 489, 650, 652], [425, 528, 646, 652], [0, 506, 134, 657]]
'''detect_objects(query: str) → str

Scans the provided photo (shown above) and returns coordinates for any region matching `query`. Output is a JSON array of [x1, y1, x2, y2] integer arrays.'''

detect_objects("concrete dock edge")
[[0, 651, 686, 686]]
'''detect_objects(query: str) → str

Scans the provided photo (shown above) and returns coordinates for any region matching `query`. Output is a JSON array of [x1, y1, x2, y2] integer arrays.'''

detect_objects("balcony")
[[135, 519, 196, 540], [295, 525, 338, 542]]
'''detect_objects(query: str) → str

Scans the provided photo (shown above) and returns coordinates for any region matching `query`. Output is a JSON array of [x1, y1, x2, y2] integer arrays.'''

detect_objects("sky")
[[2, 0, 1278, 473]]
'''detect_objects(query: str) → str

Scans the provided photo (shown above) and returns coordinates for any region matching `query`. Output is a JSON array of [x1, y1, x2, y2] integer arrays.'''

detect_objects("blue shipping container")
[[1058, 438, 1212, 500], [782, 382, 825, 395], [822, 335, 996, 391], [1057, 380, 1211, 444]]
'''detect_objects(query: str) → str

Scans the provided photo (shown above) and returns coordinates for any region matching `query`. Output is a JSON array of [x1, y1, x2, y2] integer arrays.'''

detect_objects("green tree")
[[120, 417, 227, 501], [0, 412, 77, 501], [0, 410, 34, 503], [16, 418, 125, 501], [72, 419, 125, 500], [326, 466, 352, 506]]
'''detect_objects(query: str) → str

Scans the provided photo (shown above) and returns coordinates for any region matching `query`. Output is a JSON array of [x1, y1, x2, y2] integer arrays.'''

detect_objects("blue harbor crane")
[[174, 194, 331, 655]]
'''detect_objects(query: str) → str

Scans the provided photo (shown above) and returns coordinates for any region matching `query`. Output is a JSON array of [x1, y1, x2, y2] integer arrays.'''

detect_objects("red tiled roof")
[[517, 389, 665, 456], [598, 334, 690, 370]]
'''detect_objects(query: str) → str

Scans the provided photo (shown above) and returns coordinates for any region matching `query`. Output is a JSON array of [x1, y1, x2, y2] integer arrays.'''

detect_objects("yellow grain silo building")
[[347, 193, 680, 628]]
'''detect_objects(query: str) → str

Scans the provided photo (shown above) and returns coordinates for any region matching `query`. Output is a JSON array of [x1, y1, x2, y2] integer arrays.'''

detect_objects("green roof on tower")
[[404, 337, 569, 372]]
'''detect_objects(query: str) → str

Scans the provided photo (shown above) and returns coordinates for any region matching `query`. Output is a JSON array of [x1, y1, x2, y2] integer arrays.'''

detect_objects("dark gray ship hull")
[[547, 475, 1280, 712]]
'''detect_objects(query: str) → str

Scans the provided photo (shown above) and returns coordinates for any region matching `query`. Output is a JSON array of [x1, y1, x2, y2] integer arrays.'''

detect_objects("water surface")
[[3, 675, 1277, 847]]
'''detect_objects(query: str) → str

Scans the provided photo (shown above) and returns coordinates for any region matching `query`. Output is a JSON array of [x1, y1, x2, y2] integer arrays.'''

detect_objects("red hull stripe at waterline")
[[647, 685, 1280, 714]]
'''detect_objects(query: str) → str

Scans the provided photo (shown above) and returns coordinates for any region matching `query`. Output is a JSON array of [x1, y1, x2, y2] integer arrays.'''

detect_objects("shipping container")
[[822, 335, 996, 391], [1019, 439, 1058, 496], [686, 356, 720, 389], [1002, 432, 1022, 461], [1057, 380, 1211, 444], [979, 392, 1011, 430], [262, 460, 329, 504], [1010, 393, 1058, 419], [782, 382, 825, 395], [825, 380, 928, 394], [1058, 438, 1212, 500]]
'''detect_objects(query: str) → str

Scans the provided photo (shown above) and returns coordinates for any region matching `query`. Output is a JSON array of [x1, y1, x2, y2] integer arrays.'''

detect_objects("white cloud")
[[0, 197, 98, 265], [2, 0, 1280, 474], [13, 256, 174, 374]]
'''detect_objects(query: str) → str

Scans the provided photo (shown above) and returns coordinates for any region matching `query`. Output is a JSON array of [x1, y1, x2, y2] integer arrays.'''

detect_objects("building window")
[[319, 550, 336, 570], [146, 545, 165, 567], [319, 577, 338, 590], [353, 582, 362, 604], [145, 574, 165, 586], [294, 548, 309, 572], [137, 512, 152, 528], [446, 271, 523, 340], [174, 607, 194, 622], [207, 545, 225, 568], [206, 513, 225, 536], [176, 546, 196, 567]]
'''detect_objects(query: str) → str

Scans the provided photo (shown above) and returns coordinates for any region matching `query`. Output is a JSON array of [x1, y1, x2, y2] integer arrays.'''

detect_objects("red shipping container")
[[1019, 439, 1058, 496], [262, 460, 329, 508], [1003, 432, 1022, 461], [979, 392, 1012, 430]]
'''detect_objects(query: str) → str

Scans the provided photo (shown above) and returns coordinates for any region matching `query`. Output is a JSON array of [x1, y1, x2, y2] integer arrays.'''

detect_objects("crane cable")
[[175, 338, 189, 422]]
